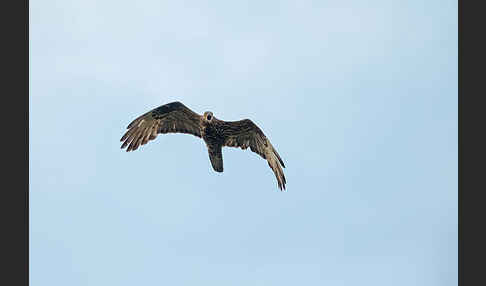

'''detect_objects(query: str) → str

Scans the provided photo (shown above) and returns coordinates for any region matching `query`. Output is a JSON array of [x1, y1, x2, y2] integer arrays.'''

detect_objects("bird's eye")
[[207, 115, 212, 120]]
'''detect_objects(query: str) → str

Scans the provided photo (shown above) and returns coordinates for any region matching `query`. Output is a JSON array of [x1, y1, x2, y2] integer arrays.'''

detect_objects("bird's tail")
[[208, 144, 224, 172]]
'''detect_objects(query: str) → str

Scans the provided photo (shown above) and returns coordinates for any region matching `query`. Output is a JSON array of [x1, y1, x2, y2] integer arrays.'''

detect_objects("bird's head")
[[203, 111, 214, 122]]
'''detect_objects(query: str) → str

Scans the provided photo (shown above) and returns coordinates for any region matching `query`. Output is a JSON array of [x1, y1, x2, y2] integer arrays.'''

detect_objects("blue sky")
[[30, 1, 457, 285]]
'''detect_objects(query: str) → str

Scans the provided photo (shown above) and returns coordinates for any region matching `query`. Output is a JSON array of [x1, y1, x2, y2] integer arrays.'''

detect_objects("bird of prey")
[[120, 101, 287, 190]]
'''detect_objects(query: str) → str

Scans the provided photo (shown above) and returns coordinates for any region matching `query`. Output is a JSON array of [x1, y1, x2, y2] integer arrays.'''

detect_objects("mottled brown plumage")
[[120, 101, 286, 190]]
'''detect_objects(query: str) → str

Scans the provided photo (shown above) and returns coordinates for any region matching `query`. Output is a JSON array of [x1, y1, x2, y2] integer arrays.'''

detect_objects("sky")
[[29, 1, 457, 285]]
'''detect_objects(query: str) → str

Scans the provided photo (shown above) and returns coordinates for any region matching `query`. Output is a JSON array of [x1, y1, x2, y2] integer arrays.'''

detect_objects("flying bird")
[[120, 101, 287, 190]]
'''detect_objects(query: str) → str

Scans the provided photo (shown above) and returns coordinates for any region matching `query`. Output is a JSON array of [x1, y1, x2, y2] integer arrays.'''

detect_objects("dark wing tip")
[[272, 147, 285, 168]]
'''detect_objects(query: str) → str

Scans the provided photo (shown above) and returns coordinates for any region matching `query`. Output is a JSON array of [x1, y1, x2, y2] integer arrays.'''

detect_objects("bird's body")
[[120, 101, 286, 190], [200, 119, 226, 173]]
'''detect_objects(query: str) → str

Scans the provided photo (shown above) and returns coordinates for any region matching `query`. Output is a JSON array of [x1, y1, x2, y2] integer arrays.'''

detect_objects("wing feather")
[[221, 119, 286, 190], [120, 101, 202, 152]]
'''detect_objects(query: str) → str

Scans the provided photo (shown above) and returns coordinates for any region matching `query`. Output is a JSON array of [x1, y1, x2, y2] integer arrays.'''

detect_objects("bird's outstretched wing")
[[221, 119, 286, 190], [120, 101, 202, 152]]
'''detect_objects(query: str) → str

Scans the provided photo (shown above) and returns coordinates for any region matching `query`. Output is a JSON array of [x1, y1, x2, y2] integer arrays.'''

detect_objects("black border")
[[459, 0, 483, 285], [458, 0, 462, 282], [2, 0, 28, 285]]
